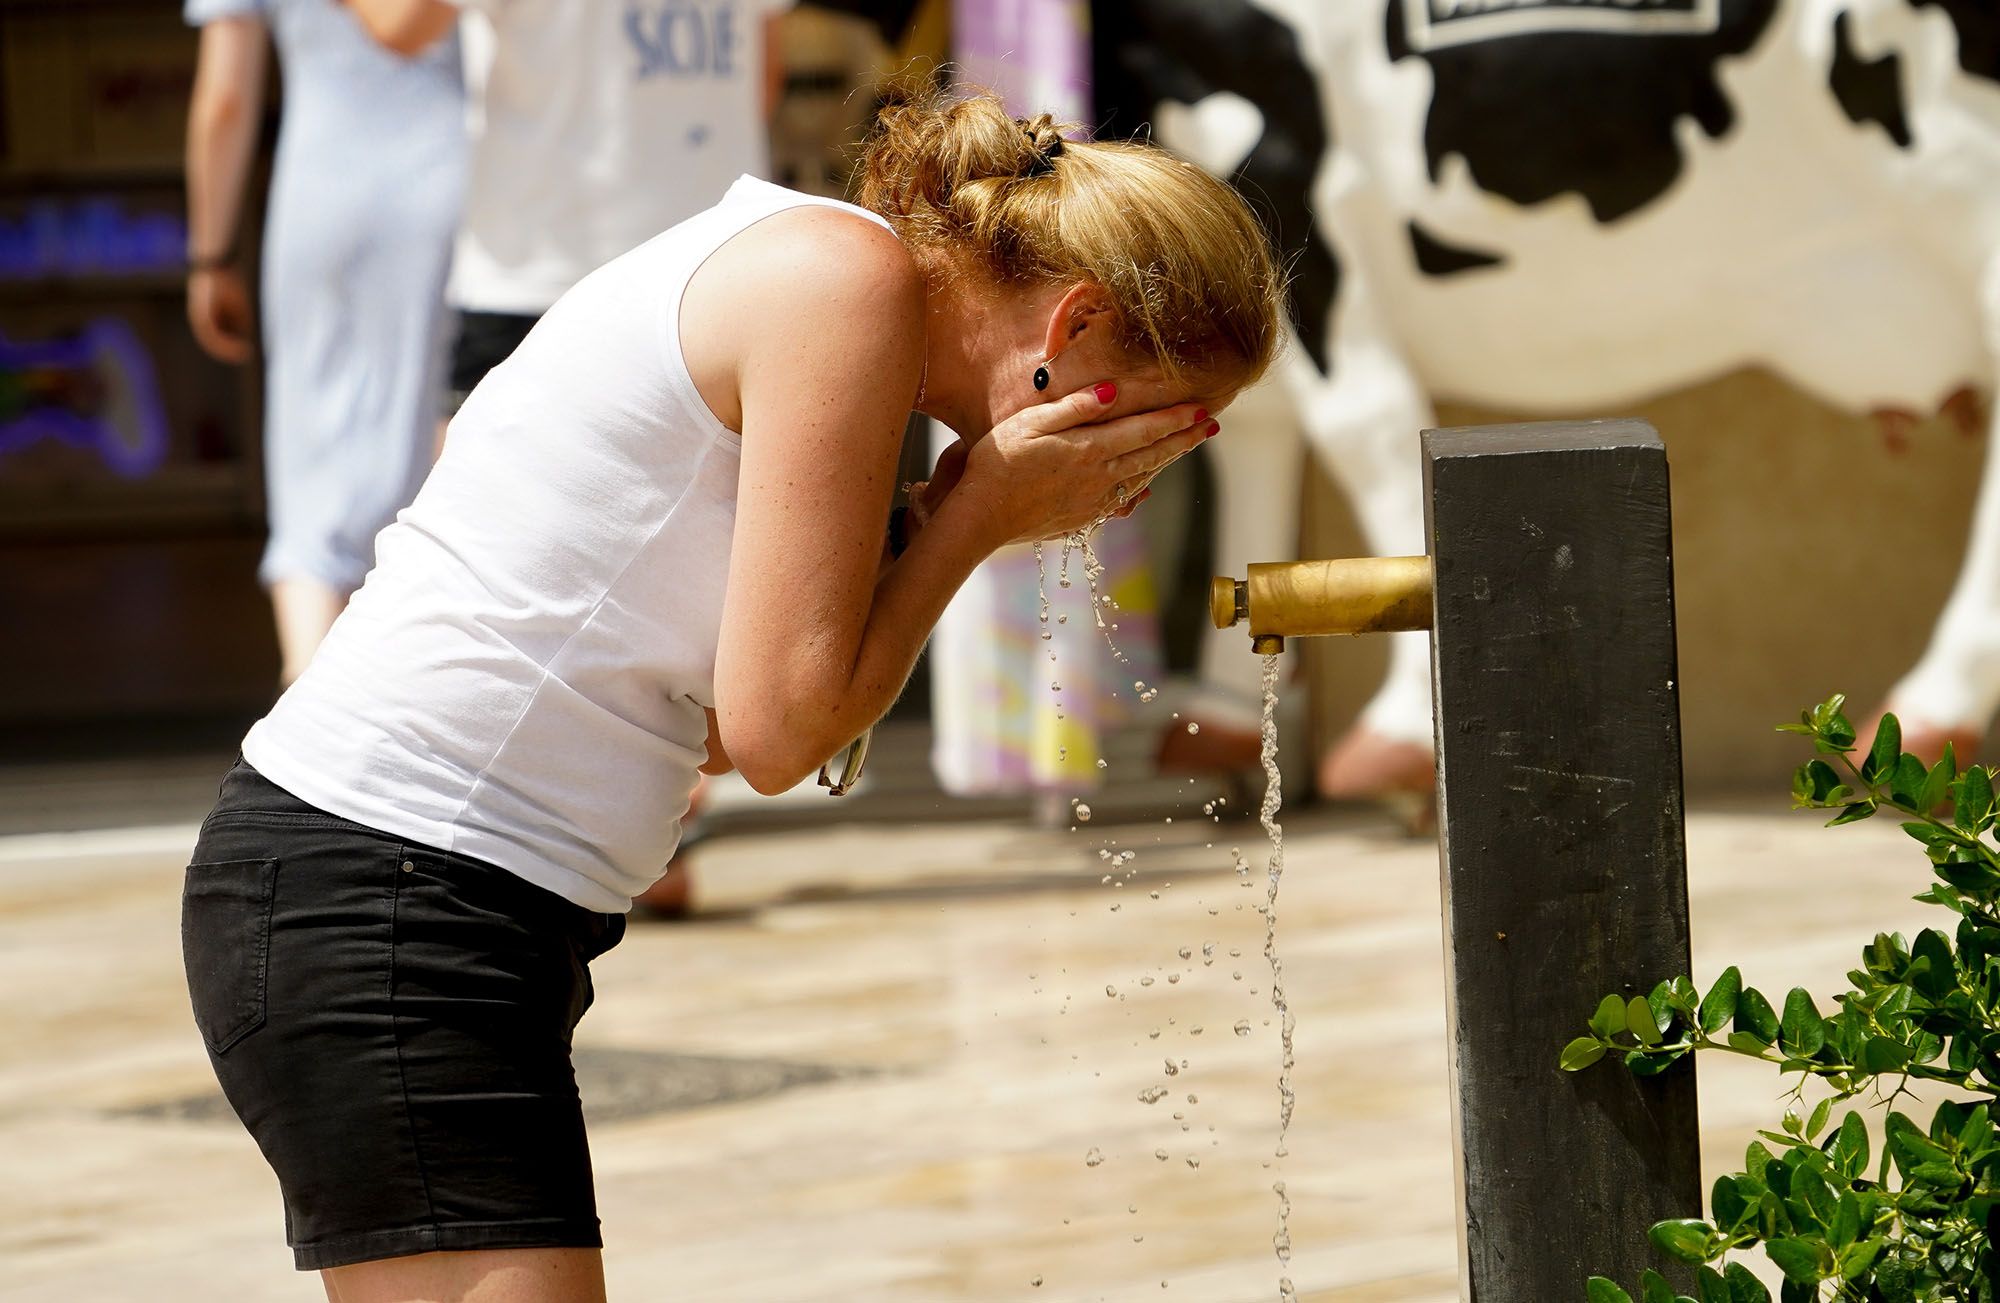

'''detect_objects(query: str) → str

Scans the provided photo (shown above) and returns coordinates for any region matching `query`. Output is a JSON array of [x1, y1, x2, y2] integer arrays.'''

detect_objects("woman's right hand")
[[188, 267, 255, 364], [960, 382, 1216, 546]]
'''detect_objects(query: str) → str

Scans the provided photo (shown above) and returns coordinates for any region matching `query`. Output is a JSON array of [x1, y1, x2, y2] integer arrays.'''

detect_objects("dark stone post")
[[1422, 419, 1702, 1298]]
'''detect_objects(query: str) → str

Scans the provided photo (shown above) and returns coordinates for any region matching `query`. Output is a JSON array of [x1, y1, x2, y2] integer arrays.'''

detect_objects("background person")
[[184, 0, 465, 685], [181, 89, 1279, 1301]]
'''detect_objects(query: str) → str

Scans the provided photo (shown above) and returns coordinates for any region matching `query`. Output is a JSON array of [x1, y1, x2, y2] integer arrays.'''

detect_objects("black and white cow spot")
[[1829, 10, 1913, 148], [1384, 0, 1782, 223], [1092, 0, 1340, 373], [1913, 0, 2000, 84]]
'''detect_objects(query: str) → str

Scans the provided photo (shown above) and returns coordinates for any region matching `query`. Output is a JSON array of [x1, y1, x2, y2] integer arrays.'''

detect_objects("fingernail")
[[1137, 488, 1152, 504], [1094, 382, 1117, 404], [1203, 420, 1220, 439], [1193, 408, 1208, 423]]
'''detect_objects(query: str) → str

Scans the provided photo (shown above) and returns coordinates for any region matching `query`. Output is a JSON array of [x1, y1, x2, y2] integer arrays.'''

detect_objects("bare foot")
[[1318, 726, 1436, 835], [1871, 407, 1918, 456], [1941, 385, 1986, 439], [1156, 714, 1264, 774]]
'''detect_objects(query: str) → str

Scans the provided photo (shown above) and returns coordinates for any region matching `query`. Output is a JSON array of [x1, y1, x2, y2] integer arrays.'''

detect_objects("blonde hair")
[[854, 84, 1285, 392]]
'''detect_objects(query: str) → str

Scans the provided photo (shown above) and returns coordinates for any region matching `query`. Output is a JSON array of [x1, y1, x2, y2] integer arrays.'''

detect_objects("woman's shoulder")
[[747, 203, 919, 306]]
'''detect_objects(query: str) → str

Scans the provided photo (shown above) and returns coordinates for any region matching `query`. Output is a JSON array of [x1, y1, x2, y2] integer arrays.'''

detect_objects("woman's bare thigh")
[[322, 1247, 606, 1303]]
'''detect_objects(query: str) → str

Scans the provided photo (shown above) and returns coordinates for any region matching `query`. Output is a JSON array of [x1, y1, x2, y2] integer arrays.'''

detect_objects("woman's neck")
[[912, 256, 1034, 442]]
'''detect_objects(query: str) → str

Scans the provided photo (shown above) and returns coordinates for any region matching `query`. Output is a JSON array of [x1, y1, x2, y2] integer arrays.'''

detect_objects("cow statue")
[[1092, 0, 2000, 804]]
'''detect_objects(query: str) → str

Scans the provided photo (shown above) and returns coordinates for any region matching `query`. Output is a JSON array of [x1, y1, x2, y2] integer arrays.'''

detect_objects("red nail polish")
[[1193, 408, 1208, 423], [1204, 420, 1220, 438], [1094, 382, 1117, 404]]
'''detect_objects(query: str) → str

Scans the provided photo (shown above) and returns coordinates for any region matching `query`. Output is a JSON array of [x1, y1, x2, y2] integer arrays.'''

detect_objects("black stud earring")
[[1033, 362, 1051, 391]]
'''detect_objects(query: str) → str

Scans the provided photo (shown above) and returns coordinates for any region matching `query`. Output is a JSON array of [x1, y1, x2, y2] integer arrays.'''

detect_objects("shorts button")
[[400, 860, 415, 873]]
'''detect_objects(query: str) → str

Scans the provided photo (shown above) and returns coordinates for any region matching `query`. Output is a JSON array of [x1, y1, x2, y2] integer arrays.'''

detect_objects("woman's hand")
[[188, 266, 255, 364], [959, 383, 1214, 546]]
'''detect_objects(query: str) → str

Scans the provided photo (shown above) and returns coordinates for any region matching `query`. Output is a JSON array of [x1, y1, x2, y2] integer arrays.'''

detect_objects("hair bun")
[[1016, 114, 1066, 178]]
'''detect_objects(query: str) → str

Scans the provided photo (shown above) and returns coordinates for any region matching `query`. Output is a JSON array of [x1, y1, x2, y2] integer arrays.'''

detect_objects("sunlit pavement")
[[0, 752, 1935, 1301]]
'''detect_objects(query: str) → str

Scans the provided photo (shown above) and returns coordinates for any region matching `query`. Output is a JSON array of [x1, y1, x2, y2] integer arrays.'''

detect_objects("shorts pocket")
[[182, 858, 279, 1055]]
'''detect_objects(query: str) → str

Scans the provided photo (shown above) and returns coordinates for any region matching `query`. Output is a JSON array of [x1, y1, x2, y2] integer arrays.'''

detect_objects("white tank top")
[[243, 177, 894, 912]]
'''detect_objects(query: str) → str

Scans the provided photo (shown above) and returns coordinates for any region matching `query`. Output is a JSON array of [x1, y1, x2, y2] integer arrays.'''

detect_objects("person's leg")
[[270, 576, 348, 685], [322, 1247, 606, 1303]]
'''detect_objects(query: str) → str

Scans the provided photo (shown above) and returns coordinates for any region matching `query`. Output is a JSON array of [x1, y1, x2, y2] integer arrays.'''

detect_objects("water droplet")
[[1187, 1094, 1198, 1103], [1162, 1058, 1179, 1076], [1105, 984, 1117, 997], [1167, 974, 1180, 983], [1147, 1029, 1161, 1039], [1186, 1156, 1200, 1169], [1074, 803, 1092, 822], [1154, 1149, 1169, 1162], [1031, 1276, 1044, 1288], [1095, 758, 1108, 769], [1234, 1020, 1253, 1036], [1139, 976, 1154, 987], [1084, 1148, 1104, 1167], [1177, 947, 1191, 960], [1186, 722, 1200, 735], [1137, 1086, 1168, 1104], [1189, 1025, 1202, 1035]]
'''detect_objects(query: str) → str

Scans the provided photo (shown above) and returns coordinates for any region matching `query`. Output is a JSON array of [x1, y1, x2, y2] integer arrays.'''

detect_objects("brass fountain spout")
[[1209, 557, 1434, 654]]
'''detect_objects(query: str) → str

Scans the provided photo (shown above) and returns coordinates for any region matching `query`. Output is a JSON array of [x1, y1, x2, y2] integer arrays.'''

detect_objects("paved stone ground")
[[0, 751, 1946, 1301]]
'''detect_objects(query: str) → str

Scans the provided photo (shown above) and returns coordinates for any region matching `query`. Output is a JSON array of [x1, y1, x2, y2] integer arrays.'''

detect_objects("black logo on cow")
[[1405, 0, 1721, 53], [1386, 0, 1779, 223]]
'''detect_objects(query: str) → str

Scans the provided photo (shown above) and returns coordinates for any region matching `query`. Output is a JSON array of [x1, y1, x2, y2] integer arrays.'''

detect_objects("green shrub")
[[1565, 696, 1999, 1303]]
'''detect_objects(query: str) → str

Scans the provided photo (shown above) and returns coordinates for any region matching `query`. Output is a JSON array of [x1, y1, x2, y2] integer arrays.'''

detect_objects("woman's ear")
[[1041, 281, 1118, 363]]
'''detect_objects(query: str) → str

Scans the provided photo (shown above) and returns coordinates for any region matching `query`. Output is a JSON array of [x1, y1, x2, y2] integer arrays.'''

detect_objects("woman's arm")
[[704, 211, 1207, 793], [343, 0, 457, 55], [184, 17, 268, 364]]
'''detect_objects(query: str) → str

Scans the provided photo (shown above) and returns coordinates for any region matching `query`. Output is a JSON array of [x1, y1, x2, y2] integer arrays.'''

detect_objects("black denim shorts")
[[181, 758, 625, 1271]]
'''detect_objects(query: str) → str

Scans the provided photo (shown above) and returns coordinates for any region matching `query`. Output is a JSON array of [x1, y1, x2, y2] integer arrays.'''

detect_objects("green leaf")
[[1736, 988, 1780, 1044], [1885, 1111, 1952, 1173], [1830, 1190, 1861, 1248], [1587, 1280, 1635, 1303], [1639, 1270, 1675, 1303], [1628, 995, 1663, 1046], [1648, 1219, 1714, 1265], [1864, 713, 1901, 782], [1858, 1036, 1910, 1074], [1892, 753, 1929, 807], [1955, 763, 1995, 831], [1920, 750, 1956, 812], [1835, 1237, 1883, 1281], [1561, 1037, 1607, 1072], [1695, 1267, 1730, 1303], [1722, 1263, 1769, 1303], [1806, 1097, 1832, 1140], [1791, 1165, 1837, 1230], [1591, 993, 1629, 1039], [1779, 988, 1825, 1058], [1726, 1031, 1769, 1054], [1826, 800, 1875, 826], [1836, 1111, 1870, 1177], [1699, 967, 1741, 1034], [1901, 821, 1951, 846], [1745, 1141, 1775, 1180], [1764, 1237, 1826, 1284], [1910, 928, 1957, 1001], [1711, 1175, 1750, 1232]]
